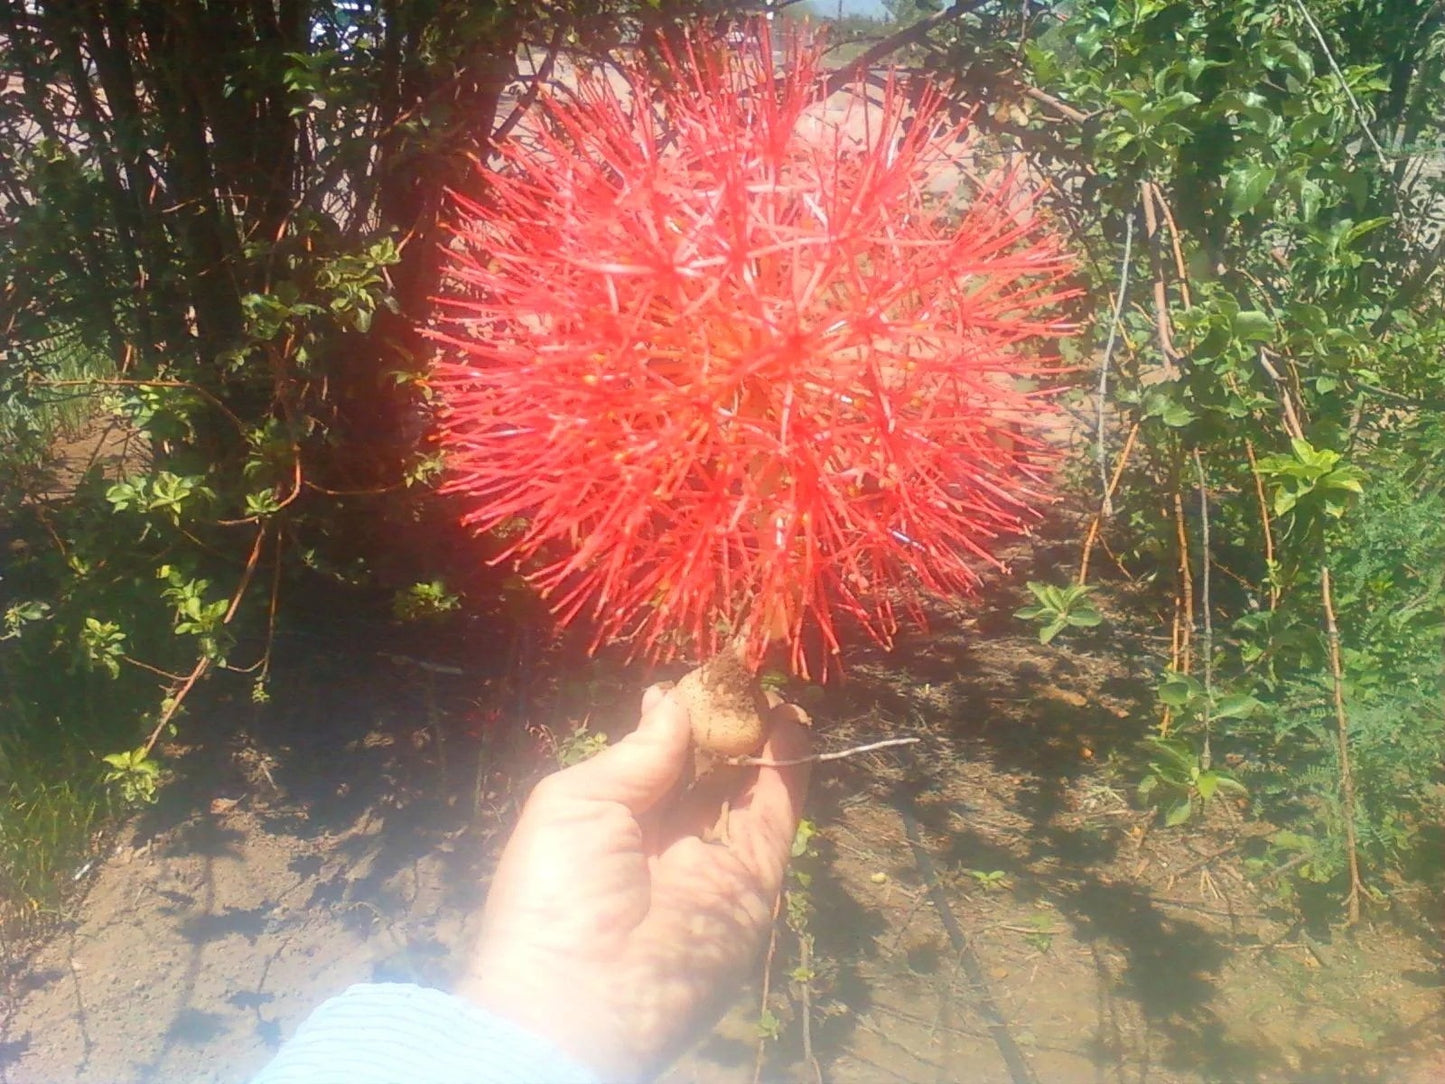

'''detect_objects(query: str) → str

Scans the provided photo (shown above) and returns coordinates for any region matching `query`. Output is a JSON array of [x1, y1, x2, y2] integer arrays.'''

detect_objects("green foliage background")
[[0, 0, 739, 927], [898, 0, 1445, 918]]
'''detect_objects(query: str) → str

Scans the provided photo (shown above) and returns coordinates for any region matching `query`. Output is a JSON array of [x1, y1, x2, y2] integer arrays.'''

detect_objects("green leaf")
[[1322, 466, 1365, 494], [1038, 617, 1068, 644], [1161, 399, 1196, 427], [791, 819, 816, 858], [1164, 798, 1194, 827], [1232, 310, 1275, 342], [1159, 673, 1204, 708], [1298, 178, 1323, 223], [1214, 776, 1248, 797], [1151, 90, 1201, 118], [1339, 217, 1391, 248], [1138, 774, 1159, 803], [1144, 389, 1196, 427], [1211, 693, 1261, 720], [1289, 437, 1332, 468], [1225, 164, 1274, 215], [1196, 772, 1219, 802]]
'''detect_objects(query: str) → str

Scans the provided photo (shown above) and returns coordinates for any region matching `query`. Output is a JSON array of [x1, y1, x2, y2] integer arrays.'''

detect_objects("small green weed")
[[1023, 913, 1056, 954], [966, 868, 1010, 891], [100, 746, 162, 806], [1137, 737, 1247, 826], [548, 723, 609, 768], [392, 579, 461, 622], [1015, 581, 1103, 644]]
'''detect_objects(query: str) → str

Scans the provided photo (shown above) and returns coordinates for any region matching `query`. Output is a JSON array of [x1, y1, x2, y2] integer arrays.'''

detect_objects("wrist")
[[458, 964, 647, 1082]]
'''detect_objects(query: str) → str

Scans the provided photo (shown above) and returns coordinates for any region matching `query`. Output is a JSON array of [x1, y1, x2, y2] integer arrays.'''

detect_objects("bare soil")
[[1, 577, 1442, 1084]]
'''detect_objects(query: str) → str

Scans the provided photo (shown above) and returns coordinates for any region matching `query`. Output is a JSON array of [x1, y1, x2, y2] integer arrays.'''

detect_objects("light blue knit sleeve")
[[249, 982, 601, 1084]]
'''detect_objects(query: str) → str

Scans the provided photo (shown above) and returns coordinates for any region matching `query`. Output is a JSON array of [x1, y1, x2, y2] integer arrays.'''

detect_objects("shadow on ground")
[[2, 567, 1442, 1084]]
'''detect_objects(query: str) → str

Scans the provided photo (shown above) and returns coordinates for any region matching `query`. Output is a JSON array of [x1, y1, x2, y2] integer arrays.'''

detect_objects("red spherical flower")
[[429, 23, 1075, 677]]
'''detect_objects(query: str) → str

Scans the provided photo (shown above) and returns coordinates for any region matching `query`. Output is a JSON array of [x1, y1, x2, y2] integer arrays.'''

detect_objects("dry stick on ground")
[[896, 801, 1039, 1084]]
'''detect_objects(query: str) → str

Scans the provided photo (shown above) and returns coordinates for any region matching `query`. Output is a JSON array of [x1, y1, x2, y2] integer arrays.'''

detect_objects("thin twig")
[[120, 655, 189, 682], [1320, 565, 1365, 924], [1173, 486, 1194, 675], [1243, 440, 1278, 609], [217, 456, 303, 525], [1289, 0, 1393, 175], [140, 657, 211, 759], [1258, 325, 1365, 925], [1078, 419, 1140, 585], [1193, 448, 1214, 769], [730, 736, 920, 769], [1258, 348, 1306, 441], [1141, 181, 1181, 378], [258, 523, 284, 688], [752, 892, 783, 1084], [1147, 182, 1193, 308], [800, 931, 821, 1084], [1097, 212, 1135, 514], [140, 526, 268, 757], [492, 23, 565, 145], [1020, 85, 1091, 124]]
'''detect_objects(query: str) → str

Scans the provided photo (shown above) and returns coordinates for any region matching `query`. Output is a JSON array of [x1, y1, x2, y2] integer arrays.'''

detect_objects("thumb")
[[549, 686, 692, 814]]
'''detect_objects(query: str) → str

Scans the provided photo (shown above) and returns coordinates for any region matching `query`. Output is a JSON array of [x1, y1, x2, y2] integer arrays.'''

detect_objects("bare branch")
[[824, 1, 990, 96], [492, 22, 566, 145]]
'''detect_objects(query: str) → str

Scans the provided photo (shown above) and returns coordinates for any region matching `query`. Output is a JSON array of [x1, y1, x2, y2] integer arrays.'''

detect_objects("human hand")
[[458, 685, 811, 1081]]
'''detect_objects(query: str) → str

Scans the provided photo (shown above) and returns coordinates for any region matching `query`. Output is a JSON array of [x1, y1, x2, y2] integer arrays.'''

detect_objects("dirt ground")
[[1, 574, 1442, 1084]]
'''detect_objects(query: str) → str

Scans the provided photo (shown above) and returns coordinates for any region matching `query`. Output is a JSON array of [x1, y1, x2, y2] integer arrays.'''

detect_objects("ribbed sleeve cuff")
[[249, 982, 601, 1084]]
